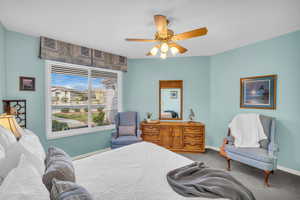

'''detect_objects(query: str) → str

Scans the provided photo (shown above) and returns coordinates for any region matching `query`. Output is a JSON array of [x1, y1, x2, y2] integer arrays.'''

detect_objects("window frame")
[[45, 60, 123, 140]]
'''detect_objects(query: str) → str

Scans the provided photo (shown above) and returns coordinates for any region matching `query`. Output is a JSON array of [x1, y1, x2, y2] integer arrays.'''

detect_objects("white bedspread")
[[74, 142, 227, 200]]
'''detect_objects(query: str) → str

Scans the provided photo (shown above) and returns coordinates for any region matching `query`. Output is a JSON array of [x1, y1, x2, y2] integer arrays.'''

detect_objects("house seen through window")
[[48, 63, 120, 137]]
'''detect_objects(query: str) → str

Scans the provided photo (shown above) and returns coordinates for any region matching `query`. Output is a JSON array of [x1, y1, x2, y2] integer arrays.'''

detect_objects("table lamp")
[[0, 114, 22, 140]]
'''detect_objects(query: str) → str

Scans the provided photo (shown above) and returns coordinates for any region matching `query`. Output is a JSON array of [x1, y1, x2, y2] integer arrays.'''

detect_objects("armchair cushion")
[[118, 125, 136, 136], [225, 144, 274, 163]]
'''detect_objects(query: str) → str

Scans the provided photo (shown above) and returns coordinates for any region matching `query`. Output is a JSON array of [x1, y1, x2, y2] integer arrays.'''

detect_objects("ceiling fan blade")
[[125, 38, 157, 42], [154, 15, 168, 38], [172, 27, 208, 41], [169, 43, 188, 54]]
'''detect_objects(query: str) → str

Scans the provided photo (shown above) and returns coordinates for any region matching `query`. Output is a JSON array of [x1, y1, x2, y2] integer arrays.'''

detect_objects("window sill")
[[47, 125, 115, 140]]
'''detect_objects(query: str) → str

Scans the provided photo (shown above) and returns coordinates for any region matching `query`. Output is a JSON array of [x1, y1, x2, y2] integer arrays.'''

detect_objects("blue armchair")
[[111, 112, 142, 149], [223, 115, 278, 186]]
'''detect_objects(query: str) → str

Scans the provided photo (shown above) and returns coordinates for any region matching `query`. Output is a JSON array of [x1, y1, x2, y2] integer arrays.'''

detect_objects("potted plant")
[[146, 112, 152, 123]]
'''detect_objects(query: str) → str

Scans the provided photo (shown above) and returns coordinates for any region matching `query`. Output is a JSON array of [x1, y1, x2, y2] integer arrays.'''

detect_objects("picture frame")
[[19, 77, 36, 91], [240, 75, 277, 109], [170, 90, 178, 99]]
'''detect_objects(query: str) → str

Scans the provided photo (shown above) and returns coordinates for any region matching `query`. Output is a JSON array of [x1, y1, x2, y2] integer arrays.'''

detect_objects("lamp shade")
[[0, 115, 22, 139]]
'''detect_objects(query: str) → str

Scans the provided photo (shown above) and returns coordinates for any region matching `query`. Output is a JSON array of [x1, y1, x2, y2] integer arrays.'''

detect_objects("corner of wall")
[[206, 55, 213, 146], [0, 22, 7, 113]]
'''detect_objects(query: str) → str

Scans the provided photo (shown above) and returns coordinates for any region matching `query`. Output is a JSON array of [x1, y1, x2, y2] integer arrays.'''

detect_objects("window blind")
[[51, 65, 88, 77]]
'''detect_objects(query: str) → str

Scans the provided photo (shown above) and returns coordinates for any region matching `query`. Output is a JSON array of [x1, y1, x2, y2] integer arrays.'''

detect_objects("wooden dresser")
[[140, 121, 205, 153]]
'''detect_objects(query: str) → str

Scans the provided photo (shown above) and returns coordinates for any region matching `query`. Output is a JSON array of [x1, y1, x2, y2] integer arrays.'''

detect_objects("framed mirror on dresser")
[[141, 80, 205, 153], [159, 80, 183, 120]]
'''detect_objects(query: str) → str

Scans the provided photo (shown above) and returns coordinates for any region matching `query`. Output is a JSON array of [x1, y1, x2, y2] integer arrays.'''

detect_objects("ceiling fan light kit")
[[125, 14, 208, 59], [160, 52, 167, 59], [160, 42, 169, 53], [150, 46, 159, 56], [170, 46, 179, 55]]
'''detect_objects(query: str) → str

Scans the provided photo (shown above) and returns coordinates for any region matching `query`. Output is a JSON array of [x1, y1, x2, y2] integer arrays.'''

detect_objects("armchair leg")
[[227, 159, 231, 171], [264, 170, 273, 187]]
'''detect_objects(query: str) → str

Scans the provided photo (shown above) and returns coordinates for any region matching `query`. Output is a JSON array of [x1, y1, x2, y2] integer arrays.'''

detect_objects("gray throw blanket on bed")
[[167, 162, 255, 200]]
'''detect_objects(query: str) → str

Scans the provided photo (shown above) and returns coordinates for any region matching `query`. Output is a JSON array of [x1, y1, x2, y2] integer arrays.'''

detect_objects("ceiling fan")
[[125, 15, 208, 59]]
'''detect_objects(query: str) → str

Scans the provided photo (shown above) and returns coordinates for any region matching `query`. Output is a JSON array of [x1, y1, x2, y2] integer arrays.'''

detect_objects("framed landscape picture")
[[20, 76, 35, 91], [240, 75, 277, 109]]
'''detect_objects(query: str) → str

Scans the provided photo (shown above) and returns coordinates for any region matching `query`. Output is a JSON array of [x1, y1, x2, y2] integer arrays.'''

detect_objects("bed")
[[74, 142, 227, 200], [0, 127, 228, 200]]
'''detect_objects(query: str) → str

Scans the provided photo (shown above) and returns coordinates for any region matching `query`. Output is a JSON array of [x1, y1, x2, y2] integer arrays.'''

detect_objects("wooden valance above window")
[[39, 37, 127, 72]]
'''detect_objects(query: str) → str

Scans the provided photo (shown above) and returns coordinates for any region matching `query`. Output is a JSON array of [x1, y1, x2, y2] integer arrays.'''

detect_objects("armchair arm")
[[268, 118, 278, 157], [226, 135, 234, 145], [268, 143, 279, 157], [112, 131, 118, 138], [137, 129, 142, 138]]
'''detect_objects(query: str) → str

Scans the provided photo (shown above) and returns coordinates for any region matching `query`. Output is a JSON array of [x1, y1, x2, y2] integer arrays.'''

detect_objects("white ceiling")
[[0, 0, 300, 58]]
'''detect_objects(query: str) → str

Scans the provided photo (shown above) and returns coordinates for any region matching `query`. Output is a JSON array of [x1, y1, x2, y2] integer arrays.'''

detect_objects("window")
[[45, 61, 122, 139]]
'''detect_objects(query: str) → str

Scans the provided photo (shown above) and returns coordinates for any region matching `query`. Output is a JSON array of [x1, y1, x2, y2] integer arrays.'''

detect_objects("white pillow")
[[0, 129, 46, 178], [0, 142, 24, 178], [0, 143, 4, 160], [0, 144, 5, 184], [0, 125, 17, 149], [0, 154, 49, 200], [21, 129, 46, 164]]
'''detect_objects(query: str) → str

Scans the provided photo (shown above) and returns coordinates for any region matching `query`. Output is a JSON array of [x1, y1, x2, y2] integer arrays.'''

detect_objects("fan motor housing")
[[155, 29, 174, 41]]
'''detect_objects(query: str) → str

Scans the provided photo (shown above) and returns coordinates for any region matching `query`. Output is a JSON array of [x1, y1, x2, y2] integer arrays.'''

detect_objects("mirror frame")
[[159, 80, 183, 120]]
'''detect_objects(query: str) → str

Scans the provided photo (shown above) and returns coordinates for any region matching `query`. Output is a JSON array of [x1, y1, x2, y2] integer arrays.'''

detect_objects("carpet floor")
[[181, 149, 300, 200]]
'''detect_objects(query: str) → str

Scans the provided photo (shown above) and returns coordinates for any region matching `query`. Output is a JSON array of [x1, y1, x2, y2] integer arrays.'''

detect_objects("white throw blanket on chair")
[[229, 113, 267, 148]]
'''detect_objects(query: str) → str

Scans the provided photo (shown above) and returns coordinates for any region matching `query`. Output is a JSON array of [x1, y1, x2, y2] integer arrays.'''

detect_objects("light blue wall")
[[0, 22, 6, 112], [209, 30, 300, 171], [4, 30, 112, 157], [123, 57, 211, 125]]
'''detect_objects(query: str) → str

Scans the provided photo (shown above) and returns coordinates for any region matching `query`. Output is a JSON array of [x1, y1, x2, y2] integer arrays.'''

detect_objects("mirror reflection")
[[160, 88, 181, 119]]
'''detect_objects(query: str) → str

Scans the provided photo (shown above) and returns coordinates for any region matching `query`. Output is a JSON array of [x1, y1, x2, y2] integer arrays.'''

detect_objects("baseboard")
[[73, 148, 111, 160], [206, 145, 220, 151], [276, 165, 300, 176], [205, 145, 300, 177]]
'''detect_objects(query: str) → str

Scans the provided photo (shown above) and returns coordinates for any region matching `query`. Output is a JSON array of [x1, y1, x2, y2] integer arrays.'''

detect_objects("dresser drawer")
[[142, 131, 159, 136], [184, 143, 203, 151], [143, 126, 160, 132], [184, 132, 203, 139], [183, 126, 204, 133], [143, 133, 160, 142], [184, 139, 203, 146]]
